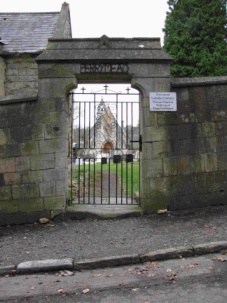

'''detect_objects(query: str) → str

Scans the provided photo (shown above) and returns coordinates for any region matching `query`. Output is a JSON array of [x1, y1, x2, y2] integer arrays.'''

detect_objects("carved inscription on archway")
[[80, 63, 129, 74]]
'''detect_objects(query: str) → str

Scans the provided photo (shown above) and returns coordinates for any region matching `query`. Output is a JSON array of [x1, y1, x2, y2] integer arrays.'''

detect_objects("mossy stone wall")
[[142, 78, 227, 212], [0, 71, 75, 225], [4, 55, 38, 96]]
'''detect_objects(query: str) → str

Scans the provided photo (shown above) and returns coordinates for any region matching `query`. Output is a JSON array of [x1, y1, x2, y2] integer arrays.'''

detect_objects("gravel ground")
[[0, 205, 227, 267]]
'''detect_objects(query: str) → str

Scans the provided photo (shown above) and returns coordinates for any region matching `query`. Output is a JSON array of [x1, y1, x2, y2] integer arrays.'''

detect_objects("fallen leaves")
[[166, 273, 177, 282], [44, 224, 55, 228], [38, 218, 55, 228], [4, 269, 17, 278], [147, 273, 156, 278], [131, 288, 140, 292], [204, 224, 216, 233], [204, 224, 211, 229], [93, 273, 103, 277], [93, 273, 113, 278], [180, 262, 200, 269], [157, 209, 169, 214], [56, 270, 74, 277], [129, 262, 160, 279], [212, 257, 226, 262], [57, 288, 69, 298], [149, 262, 159, 270], [118, 283, 126, 287]]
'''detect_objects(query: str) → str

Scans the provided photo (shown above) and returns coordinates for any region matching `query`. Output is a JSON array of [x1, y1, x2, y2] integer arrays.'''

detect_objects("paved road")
[[1, 253, 227, 303]]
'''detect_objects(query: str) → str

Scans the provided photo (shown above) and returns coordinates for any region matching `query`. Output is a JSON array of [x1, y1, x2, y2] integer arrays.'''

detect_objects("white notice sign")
[[149, 92, 177, 111]]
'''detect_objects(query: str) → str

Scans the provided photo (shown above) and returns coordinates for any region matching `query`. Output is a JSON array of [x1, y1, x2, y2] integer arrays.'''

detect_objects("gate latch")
[[130, 135, 142, 152]]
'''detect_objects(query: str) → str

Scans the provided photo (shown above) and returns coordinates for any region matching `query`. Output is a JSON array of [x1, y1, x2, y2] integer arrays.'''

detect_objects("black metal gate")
[[68, 84, 140, 205]]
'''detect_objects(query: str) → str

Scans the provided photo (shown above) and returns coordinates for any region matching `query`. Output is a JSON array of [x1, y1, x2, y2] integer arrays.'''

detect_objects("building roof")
[[0, 12, 59, 53], [0, 3, 71, 54]]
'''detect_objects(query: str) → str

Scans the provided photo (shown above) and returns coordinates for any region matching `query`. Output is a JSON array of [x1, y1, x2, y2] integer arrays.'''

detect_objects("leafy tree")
[[163, 0, 227, 77]]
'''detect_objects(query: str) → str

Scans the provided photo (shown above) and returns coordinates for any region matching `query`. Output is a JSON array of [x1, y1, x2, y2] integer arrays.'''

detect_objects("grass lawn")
[[71, 161, 140, 194]]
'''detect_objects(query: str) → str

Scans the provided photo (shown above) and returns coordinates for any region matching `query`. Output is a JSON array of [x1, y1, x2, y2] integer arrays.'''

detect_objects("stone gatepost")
[[132, 75, 172, 212], [37, 64, 76, 216]]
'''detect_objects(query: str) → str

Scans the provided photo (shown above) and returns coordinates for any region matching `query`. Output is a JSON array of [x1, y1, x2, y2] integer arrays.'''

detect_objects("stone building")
[[86, 99, 127, 158], [0, 2, 71, 96]]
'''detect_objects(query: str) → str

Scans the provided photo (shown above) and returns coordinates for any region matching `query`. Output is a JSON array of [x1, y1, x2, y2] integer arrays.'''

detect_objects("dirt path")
[[72, 171, 136, 204], [92, 172, 122, 198]]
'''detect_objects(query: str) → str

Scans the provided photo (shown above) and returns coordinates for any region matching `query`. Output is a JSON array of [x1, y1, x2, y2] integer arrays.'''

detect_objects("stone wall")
[[0, 50, 227, 224], [4, 55, 38, 96], [0, 90, 71, 225], [144, 77, 227, 211]]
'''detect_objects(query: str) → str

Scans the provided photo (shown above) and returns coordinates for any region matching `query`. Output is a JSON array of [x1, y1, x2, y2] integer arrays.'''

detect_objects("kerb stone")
[[140, 246, 194, 263], [193, 241, 227, 255], [0, 265, 16, 276], [17, 258, 73, 274], [74, 254, 140, 270]]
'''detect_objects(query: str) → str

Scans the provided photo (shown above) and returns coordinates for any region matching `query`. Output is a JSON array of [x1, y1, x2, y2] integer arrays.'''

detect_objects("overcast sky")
[[1, 0, 168, 45]]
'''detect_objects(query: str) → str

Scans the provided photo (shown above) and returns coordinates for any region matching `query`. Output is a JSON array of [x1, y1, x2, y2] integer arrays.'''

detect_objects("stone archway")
[[36, 35, 172, 213]]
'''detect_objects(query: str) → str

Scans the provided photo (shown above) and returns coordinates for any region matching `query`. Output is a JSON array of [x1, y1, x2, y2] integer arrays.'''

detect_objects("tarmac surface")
[[0, 205, 227, 275]]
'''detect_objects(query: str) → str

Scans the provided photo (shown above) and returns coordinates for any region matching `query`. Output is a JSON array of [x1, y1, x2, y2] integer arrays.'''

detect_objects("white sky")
[[0, 0, 168, 45]]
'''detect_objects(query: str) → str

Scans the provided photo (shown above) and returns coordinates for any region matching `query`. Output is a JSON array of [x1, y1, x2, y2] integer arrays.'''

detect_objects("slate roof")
[[0, 12, 60, 53]]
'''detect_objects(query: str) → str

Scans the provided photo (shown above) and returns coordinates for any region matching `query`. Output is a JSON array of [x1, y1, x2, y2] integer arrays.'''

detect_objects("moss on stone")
[[191, 154, 205, 173], [44, 196, 66, 210], [20, 142, 39, 156], [0, 186, 12, 200], [0, 200, 18, 213], [12, 183, 39, 199], [0, 130, 7, 145], [18, 198, 44, 212]]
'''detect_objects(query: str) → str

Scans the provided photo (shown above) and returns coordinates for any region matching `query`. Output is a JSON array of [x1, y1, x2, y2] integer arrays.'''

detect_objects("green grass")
[[71, 161, 140, 194]]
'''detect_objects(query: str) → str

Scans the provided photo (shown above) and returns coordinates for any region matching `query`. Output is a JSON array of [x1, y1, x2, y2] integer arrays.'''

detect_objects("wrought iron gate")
[[68, 85, 140, 205]]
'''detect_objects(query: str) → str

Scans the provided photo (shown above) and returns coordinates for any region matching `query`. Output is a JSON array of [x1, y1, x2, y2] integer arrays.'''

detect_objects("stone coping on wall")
[[0, 93, 38, 105], [171, 76, 227, 88], [36, 37, 173, 62]]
